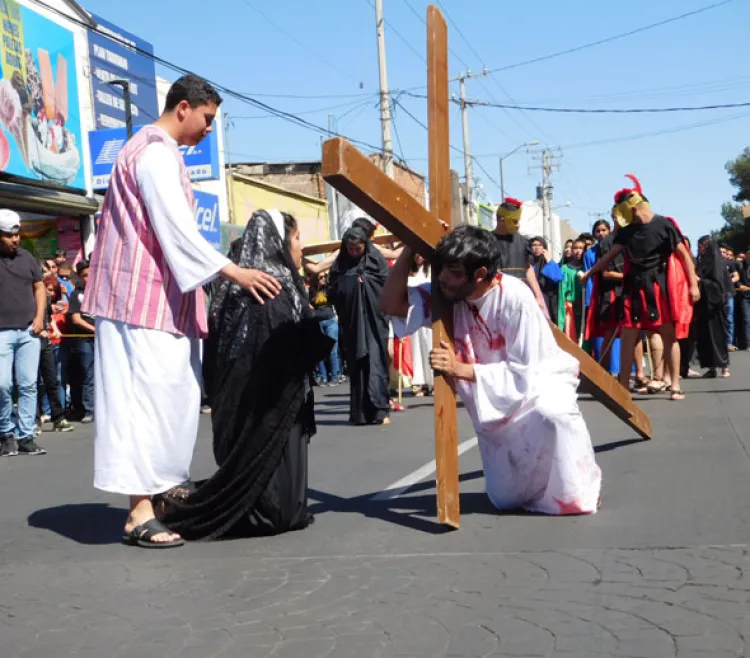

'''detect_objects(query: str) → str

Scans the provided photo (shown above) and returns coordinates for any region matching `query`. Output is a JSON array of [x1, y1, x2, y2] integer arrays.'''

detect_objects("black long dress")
[[696, 239, 729, 370], [329, 227, 391, 425], [159, 210, 333, 540]]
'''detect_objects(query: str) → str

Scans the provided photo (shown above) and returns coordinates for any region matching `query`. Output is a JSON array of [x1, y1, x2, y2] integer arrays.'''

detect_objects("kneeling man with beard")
[[381, 226, 602, 515]]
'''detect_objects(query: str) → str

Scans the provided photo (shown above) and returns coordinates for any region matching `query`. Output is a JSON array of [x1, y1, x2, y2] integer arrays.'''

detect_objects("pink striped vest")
[[83, 125, 208, 338]]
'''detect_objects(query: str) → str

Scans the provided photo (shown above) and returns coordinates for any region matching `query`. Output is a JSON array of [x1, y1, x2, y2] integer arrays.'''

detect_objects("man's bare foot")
[[380, 417, 392, 425]]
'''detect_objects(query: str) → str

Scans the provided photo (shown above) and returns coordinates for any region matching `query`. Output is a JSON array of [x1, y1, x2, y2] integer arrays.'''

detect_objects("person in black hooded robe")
[[157, 210, 333, 540], [695, 235, 730, 378], [329, 225, 391, 425]]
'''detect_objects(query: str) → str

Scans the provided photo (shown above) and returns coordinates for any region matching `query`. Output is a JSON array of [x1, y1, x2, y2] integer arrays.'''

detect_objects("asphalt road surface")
[[2, 355, 750, 657]]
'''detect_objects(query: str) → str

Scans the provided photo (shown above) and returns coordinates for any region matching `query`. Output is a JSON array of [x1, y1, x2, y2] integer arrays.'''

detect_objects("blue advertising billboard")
[[88, 15, 158, 130], [0, 1, 86, 189], [194, 190, 221, 251], [88, 125, 220, 189]]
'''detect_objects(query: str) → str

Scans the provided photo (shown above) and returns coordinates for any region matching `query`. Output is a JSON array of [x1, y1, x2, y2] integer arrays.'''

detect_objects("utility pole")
[[375, 0, 394, 179], [107, 79, 132, 139], [224, 112, 236, 225], [529, 147, 562, 252], [326, 113, 341, 239], [458, 74, 472, 224], [454, 69, 488, 225]]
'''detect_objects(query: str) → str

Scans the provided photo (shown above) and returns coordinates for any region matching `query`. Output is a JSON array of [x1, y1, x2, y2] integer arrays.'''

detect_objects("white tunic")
[[93, 141, 229, 495], [408, 270, 433, 388], [394, 275, 601, 515]]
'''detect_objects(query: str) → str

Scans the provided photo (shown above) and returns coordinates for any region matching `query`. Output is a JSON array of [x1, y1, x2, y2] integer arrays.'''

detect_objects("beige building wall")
[[228, 172, 329, 246]]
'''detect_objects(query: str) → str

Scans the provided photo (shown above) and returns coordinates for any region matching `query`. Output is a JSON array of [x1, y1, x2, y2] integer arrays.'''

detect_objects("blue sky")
[[81, 0, 749, 244]]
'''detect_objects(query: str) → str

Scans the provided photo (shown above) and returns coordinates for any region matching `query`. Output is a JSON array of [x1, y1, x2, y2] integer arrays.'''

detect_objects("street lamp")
[[499, 140, 540, 201], [107, 79, 133, 139]]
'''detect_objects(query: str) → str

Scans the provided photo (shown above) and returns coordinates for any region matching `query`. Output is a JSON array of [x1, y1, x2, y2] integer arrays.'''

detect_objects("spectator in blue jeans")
[[720, 245, 740, 351], [309, 273, 341, 385], [0, 209, 47, 456], [68, 261, 95, 423], [737, 248, 750, 350]]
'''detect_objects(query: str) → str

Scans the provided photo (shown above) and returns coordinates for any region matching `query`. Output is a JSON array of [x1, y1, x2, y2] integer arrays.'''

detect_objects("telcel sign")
[[194, 190, 221, 251], [88, 125, 220, 189]]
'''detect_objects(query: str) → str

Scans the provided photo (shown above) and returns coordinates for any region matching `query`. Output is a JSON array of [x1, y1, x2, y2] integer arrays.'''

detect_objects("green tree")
[[714, 150, 750, 251], [727, 147, 750, 202], [712, 202, 748, 252]]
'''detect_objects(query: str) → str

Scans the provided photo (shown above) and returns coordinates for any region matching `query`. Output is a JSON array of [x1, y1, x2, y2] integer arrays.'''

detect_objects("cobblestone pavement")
[[2, 354, 750, 657], [1, 546, 748, 657]]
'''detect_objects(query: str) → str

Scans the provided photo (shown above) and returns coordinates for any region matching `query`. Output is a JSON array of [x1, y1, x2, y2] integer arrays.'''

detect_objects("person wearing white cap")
[[0, 209, 48, 457]]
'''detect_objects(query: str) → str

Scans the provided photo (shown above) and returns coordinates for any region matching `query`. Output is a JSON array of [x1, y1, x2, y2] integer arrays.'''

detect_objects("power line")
[[237, 91, 373, 100], [29, 0, 388, 157], [485, 0, 734, 75], [229, 95, 379, 120], [400, 91, 750, 113], [393, 96, 500, 189], [428, 0, 555, 144], [560, 110, 750, 150], [434, 0, 486, 70], [463, 99, 750, 114], [365, 0, 426, 64], [240, 0, 360, 82]]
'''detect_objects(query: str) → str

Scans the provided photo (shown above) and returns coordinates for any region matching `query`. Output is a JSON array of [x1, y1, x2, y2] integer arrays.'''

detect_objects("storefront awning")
[[0, 180, 100, 217]]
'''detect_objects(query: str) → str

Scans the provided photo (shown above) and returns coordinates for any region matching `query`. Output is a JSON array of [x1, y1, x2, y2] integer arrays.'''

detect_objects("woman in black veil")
[[158, 210, 333, 540], [695, 235, 730, 378], [329, 224, 391, 425]]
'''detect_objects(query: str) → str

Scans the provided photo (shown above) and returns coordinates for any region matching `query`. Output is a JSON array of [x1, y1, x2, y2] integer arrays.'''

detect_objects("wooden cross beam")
[[302, 233, 398, 257], [321, 6, 651, 529]]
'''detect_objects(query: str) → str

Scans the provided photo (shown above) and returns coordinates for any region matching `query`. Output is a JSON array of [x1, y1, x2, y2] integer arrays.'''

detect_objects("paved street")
[[2, 356, 750, 658]]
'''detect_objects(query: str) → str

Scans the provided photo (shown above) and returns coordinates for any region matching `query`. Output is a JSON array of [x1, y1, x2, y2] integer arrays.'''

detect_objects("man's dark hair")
[[351, 217, 376, 239], [434, 225, 498, 282], [592, 219, 610, 233], [75, 260, 89, 275], [165, 74, 223, 111], [578, 232, 594, 244]]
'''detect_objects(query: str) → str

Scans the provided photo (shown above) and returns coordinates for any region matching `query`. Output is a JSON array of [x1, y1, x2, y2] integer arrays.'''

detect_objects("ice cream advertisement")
[[0, 1, 84, 189]]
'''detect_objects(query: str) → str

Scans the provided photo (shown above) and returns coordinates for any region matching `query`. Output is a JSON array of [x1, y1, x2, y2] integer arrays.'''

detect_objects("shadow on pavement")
[[308, 470, 493, 534], [28, 503, 125, 545], [594, 437, 646, 453]]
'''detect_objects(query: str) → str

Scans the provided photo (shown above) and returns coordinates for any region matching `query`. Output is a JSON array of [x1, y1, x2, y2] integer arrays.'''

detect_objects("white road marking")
[[370, 437, 479, 501]]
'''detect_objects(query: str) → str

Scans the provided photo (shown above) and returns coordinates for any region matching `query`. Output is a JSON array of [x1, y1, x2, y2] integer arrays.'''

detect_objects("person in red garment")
[[582, 175, 699, 401]]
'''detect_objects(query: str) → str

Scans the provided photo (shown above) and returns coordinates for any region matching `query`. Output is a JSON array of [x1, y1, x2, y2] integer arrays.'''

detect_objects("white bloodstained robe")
[[394, 275, 601, 515], [408, 270, 434, 390], [93, 139, 229, 495]]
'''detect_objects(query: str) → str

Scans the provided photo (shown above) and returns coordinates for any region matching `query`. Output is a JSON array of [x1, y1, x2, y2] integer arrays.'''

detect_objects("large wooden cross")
[[321, 6, 651, 529]]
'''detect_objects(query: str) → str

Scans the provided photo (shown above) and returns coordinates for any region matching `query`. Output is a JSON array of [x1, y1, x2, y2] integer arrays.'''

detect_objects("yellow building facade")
[[228, 172, 330, 246]]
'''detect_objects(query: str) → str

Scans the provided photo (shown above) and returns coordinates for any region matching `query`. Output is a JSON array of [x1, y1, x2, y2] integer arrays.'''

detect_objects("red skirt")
[[621, 280, 673, 331], [584, 276, 620, 340]]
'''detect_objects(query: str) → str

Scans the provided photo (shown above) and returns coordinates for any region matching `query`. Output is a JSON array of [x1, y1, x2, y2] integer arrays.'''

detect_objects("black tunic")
[[494, 233, 532, 280], [614, 215, 682, 322], [595, 234, 625, 325]]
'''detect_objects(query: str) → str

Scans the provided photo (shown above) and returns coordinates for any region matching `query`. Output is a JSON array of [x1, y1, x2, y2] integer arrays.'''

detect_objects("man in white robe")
[[85, 75, 282, 547], [382, 225, 601, 514]]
